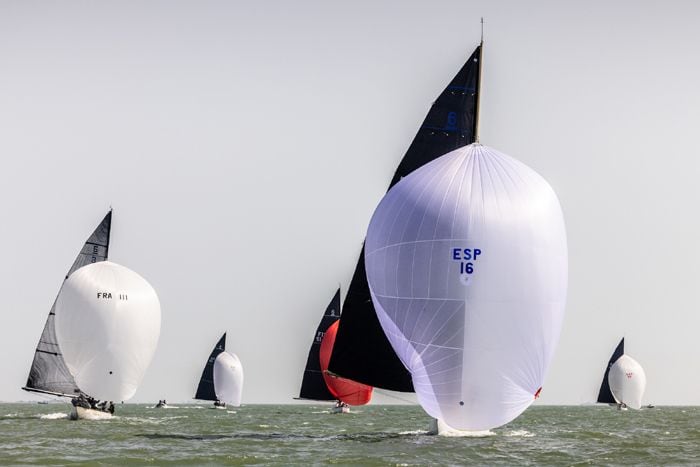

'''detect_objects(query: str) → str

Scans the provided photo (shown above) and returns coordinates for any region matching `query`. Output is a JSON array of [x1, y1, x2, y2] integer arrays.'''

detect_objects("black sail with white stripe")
[[597, 338, 625, 404], [297, 289, 341, 401], [328, 46, 482, 391], [23, 210, 112, 397], [195, 333, 227, 401]]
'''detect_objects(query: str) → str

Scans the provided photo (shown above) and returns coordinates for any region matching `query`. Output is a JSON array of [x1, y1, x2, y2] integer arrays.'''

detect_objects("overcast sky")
[[1, 0, 699, 405]]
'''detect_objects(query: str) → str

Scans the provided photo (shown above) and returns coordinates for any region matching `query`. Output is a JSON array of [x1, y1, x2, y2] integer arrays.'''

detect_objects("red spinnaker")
[[319, 320, 373, 405]]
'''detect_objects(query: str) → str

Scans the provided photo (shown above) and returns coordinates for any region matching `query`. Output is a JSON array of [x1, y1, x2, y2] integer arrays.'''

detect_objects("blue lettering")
[[452, 247, 482, 276], [446, 111, 457, 130]]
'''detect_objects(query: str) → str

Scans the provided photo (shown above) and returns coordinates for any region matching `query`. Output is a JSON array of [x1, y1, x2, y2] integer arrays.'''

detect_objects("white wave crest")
[[440, 429, 495, 438], [399, 429, 430, 435], [504, 429, 534, 438], [40, 412, 68, 420]]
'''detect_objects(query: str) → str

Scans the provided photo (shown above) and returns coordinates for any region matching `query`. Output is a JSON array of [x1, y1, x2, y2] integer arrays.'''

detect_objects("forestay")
[[364, 143, 568, 431], [213, 352, 244, 407], [608, 355, 646, 409], [55, 261, 161, 402]]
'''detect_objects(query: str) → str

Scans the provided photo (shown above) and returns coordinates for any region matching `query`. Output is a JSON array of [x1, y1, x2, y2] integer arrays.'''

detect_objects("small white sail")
[[364, 143, 568, 431], [608, 355, 646, 409], [213, 351, 244, 407], [54, 261, 161, 402]]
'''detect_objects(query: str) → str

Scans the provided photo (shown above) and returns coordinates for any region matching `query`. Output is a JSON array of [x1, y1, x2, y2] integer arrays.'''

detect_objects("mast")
[[474, 18, 484, 143]]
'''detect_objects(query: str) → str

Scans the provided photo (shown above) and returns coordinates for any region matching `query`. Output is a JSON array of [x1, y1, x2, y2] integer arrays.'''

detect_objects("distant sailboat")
[[597, 338, 646, 410], [319, 320, 372, 411], [297, 289, 372, 413], [195, 333, 244, 409], [22, 211, 162, 420], [328, 44, 483, 393]]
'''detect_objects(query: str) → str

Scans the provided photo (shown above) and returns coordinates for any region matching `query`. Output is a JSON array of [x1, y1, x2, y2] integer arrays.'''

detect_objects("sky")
[[1, 0, 699, 405]]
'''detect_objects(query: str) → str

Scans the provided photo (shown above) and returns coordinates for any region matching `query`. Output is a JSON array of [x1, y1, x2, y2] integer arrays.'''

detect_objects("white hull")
[[428, 418, 493, 437], [331, 406, 350, 414], [70, 406, 113, 420]]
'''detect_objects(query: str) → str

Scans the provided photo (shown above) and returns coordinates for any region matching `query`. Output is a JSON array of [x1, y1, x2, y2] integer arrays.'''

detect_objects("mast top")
[[475, 19, 484, 143]]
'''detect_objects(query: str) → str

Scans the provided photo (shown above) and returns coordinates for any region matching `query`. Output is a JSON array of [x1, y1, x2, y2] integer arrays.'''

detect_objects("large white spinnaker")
[[213, 351, 244, 406], [55, 261, 161, 402], [364, 143, 568, 431], [608, 355, 646, 409]]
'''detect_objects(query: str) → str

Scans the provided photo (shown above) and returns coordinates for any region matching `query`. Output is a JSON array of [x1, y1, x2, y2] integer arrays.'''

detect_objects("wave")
[[40, 412, 68, 420], [399, 429, 430, 435]]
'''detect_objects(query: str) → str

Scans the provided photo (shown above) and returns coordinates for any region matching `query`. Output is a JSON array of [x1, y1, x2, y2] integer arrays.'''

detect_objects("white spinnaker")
[[55, 261, 161, 402], [364, 143, 568, 431], [608, 355, 646, 409], [213, 351, 244, 406]]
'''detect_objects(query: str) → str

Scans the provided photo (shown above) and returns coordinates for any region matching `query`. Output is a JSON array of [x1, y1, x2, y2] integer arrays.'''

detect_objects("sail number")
[[96, 292, 129, 300], [452, 248, 482, 275]]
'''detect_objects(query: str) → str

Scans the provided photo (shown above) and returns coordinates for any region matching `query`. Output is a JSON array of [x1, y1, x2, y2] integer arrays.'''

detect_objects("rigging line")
[[374, 388, 417, 404]]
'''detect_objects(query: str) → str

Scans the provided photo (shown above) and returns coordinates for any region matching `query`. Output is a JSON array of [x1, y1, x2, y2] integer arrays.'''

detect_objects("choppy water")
[[1, 403, 698, 465]]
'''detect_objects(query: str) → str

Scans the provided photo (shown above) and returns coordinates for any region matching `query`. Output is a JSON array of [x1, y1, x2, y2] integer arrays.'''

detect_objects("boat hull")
[[70, 406, 113, 420]]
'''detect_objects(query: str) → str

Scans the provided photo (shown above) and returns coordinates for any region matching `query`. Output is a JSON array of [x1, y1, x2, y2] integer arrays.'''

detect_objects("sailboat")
[[597, 338, 647, 410], [322, 29, 567, 433], [328, 44, 483, 394], [22, 211, 162, 420], [194, 333, 244, 409], [297, 289, 372, 413]]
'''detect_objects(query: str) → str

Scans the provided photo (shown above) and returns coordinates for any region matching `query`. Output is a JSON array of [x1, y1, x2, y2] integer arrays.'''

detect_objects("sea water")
[[1, 403, 698, 465]]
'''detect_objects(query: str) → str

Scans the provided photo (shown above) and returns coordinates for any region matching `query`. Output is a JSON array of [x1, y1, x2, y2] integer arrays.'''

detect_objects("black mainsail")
[[23, 210, 112, 397], [297, 289, 341, 401], [328, 45, 482, 391], [194, 333, 226, 401], [597, 337, 625, 404]]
